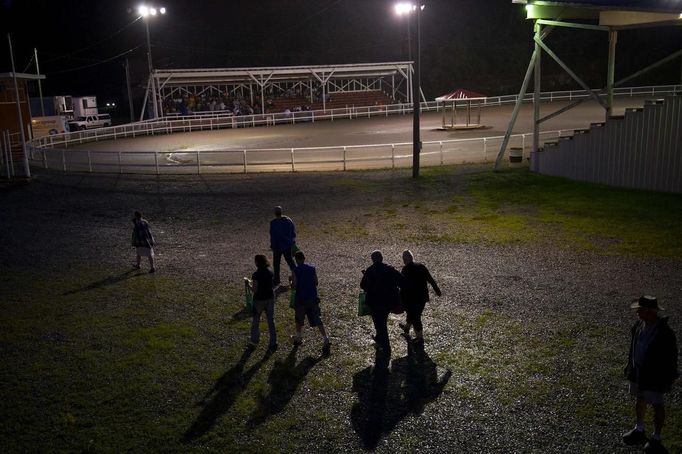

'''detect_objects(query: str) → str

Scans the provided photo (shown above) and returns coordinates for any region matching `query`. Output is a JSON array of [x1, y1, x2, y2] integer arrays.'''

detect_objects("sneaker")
[[644, 438, 668, 454], [149, 268, 156, 274], [622, 428, 647, 446], [322, 340, 331, 356], [291, 335, 302, 346]]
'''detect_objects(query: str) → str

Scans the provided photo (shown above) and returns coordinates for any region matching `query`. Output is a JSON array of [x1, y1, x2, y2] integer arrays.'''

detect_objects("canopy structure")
[[144, 62, 421, 119], [494, 0, 682, 169], [436, 89, 487, 130]]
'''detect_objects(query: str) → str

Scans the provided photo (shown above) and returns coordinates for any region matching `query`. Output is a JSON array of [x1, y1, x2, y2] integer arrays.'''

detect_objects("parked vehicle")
[[30, 116, 71, 139], [68, 114, 112, 130]]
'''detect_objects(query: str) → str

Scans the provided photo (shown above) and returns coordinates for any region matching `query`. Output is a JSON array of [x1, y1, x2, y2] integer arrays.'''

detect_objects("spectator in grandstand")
[[291, 251, 331, 355], [131, 211, 156, 273], [270, 206, 297, 287], [246, 254, 277, 351], [399, 249, 441, 344]]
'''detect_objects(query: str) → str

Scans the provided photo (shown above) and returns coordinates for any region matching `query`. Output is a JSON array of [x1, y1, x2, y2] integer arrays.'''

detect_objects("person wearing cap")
[[399, 250, 441, 344], [360, 250, 406, 357], [622, 295, 679, 453], [269, 206, 297, 287]]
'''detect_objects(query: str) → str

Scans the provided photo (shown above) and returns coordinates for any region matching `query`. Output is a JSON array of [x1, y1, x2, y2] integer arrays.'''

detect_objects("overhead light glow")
[[394, 3, 424, 15], [150, 7, 157, 15], [138, 5, 149, 17], [160, 7, 166, 14]]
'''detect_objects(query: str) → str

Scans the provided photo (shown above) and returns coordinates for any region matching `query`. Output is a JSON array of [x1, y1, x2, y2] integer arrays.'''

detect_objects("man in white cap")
[[622, 295, 678, 454]]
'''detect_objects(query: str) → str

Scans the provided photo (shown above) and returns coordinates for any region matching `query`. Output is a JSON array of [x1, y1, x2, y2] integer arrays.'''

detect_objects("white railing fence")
[[28, 84, 681, 150], [28, 130, 567, 175]]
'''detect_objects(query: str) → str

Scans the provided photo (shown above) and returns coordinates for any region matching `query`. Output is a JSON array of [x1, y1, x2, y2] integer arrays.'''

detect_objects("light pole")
[[138, 5, 166, 119], [395, 2, 424, 178]]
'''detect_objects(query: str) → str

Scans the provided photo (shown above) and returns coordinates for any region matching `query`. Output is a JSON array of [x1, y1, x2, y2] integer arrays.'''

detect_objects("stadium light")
[[394, 2, 425, 178], [137, 4, 167, 119]]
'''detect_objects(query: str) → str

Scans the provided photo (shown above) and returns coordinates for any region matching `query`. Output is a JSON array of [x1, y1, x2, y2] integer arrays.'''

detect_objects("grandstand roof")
[[512, 1, 682, 13], [435, 89, 487, 101], [154, 62, 412, 87]]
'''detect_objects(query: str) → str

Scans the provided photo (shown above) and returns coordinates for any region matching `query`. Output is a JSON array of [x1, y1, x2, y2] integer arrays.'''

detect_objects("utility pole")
[[412, 4, 422, 178], [8, 33, 30, 178], [125, 58, 135, 122], [34, 48, 45, 116]]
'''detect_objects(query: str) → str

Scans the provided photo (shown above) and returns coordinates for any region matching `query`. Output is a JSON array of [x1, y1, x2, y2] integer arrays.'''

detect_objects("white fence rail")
[[28, 84, 681, 150], [28, 130, 569, 175]]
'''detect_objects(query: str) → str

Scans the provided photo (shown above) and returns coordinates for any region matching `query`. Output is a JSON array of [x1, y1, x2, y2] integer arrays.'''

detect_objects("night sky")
[[2, 0, 681, 110]]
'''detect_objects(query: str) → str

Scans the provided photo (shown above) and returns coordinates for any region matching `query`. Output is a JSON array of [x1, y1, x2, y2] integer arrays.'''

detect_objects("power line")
[[49, 44, 144, 75]]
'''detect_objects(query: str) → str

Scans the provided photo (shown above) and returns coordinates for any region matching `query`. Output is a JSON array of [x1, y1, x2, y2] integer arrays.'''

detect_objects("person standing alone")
[[131, 211, 156, 273], [399, 249, 441, 344], [270, 206, 297, 287]]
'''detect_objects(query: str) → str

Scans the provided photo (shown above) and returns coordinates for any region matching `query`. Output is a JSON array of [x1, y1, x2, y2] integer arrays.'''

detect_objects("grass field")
[[1, 165, 680, 452]]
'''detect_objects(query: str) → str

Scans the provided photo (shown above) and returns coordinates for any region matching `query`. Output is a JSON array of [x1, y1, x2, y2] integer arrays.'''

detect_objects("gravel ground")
[[1, 166, 680, 453]]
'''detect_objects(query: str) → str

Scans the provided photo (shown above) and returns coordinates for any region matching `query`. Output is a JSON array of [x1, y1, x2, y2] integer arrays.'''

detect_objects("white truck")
[[30, 116, 71, 139], [68, 114, 112, 131]]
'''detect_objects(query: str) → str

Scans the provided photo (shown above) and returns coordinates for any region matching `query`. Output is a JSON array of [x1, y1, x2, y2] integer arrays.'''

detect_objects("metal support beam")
[[537, 19, 608, 32], [606, 29, 617, 119], [533, 21, 542, 155], [494, 47, 539, 170], [534, 35, 609, 110], [7, 33, 30, 178]]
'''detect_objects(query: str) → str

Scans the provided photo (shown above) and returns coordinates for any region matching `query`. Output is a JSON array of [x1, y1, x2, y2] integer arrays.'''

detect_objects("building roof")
[[512, 1, 682, 13], [435, 89, 487, 101]]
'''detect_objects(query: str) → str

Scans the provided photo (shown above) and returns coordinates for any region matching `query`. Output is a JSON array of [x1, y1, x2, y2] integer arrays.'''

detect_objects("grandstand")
[[146, 62, 419, 120]]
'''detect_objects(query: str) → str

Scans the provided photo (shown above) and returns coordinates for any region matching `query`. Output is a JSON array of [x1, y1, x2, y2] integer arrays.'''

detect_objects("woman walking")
[[247, 254, 278, 351], [131, 211, 156, 273]]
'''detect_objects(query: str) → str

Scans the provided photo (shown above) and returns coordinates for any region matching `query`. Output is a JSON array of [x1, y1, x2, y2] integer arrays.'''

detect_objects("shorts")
[[136, 246, 154, 257], [295, 299, 322, 327], [629, 382, 665, 405]]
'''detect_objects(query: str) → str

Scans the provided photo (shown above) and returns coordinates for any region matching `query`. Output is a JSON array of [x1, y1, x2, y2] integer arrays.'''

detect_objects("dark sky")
[[2, 0, 681, 106]]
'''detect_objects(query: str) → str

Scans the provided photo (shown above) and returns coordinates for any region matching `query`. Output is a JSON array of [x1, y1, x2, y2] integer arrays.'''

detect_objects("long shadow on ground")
[[247, 344, 322, 427], [351, 340, 452, 450], [61, 269, 142, 295], [182, 347, 272, 441]]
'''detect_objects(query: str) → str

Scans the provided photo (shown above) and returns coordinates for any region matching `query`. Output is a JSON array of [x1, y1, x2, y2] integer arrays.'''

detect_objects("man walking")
[[360, 250, 405, 357], [269, 206, 297, 287], [622, 295, 678, 454], [399, 250, 441, 344], [291, 251, 330, 355]]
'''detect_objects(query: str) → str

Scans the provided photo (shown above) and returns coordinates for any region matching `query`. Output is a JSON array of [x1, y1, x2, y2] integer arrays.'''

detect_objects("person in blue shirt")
[[269, 206, 297, 287], [291, 251, 330, 355]]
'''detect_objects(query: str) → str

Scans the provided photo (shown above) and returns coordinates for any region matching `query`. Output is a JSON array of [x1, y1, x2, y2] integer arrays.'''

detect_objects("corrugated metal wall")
[[531, 94, 682, 193]]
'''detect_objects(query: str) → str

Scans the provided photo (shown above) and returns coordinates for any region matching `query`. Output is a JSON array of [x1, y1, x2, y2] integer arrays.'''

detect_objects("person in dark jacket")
[[622, 296, 679, 453], [247, 254, 277, 351], [269, 206, 297, 287], [131, 211, 156, 273], [399, 250, 441, 343], [360, 250, 406, 357], [291, 251, 330, 355]]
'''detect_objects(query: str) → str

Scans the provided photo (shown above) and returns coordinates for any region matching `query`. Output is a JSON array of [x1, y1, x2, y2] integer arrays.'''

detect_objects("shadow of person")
[[247, 344, 321, 427], [350, 340, 452, 450], [61, 269, 140, 295], [182, 347, 271, 442]]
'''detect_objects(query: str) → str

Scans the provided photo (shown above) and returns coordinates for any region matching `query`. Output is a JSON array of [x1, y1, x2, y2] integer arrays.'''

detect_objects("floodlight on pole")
[[394, 2, 425, 178], [138, 4, 166, 119]]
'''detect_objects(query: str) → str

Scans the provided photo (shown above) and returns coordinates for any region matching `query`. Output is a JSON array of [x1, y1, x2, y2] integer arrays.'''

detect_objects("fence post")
[[196, 151, 201, 175], [440, 141, 443, 165], [118, 152, 122, 174], [243, 150, 247, 173], [343, 146, 347, 171], [291, 148, 295, 172], [42, 147, 47, 169], [483, 138, 487, 161], [62, 149, 67, 172], [391, 144, 395, 170], [522, 134, 526, 151], [88, 151, 92, 172], [155, 152, 159, 174], [312, 111, 315, 123]]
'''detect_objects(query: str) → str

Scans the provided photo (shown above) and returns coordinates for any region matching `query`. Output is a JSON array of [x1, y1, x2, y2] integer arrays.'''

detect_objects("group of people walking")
[[129, 208, 678, 453]]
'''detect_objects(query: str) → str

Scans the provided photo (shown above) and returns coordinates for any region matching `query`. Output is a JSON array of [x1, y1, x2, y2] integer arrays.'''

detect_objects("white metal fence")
[[28, 130, 569, 175], [25, 84, 680, 175], [28, 85, 681, 150]]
